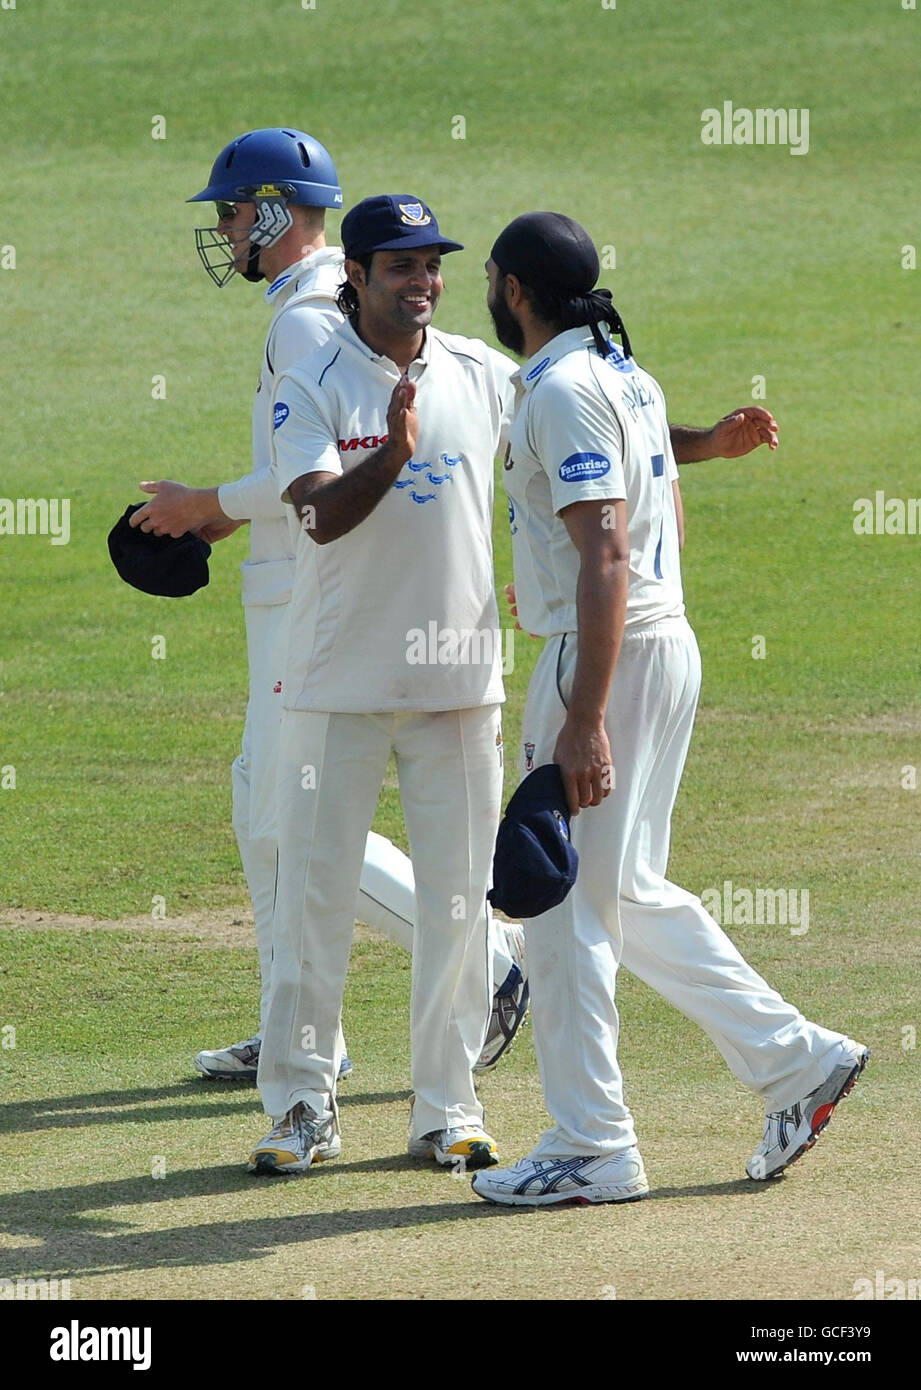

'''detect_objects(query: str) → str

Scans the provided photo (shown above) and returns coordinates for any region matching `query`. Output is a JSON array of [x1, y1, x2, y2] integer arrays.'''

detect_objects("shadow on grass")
[[0, 1083, 414, 1133], [0, 1156, 773, 1283], [0, 1084, 263, 1132]]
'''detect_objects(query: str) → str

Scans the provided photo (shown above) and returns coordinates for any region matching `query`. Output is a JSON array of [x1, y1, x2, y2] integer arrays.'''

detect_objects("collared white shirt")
[[504, 327, 684, 637], [271, 318, 514, 713], [217, 247, 345, 601]]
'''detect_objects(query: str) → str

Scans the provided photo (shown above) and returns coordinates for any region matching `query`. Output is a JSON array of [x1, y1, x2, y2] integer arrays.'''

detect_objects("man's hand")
[[386, 375, 418, 465], [504, 581, 523, 630], [709, 406, 778, 458], [553, 716, 613, 818], [504, 582, 539, 638], [130, 481, 229, 538], [669, 407, 779, 464], [288, 378, 420, 546]]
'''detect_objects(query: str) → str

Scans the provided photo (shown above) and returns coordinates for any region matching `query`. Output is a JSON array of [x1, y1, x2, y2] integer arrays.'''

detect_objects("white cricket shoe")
[[194, 1034, 261, 1080], [195, 1034, 354, 1083], [746, 1040, 870, 1181], [475, 922, 529, 1072], [471, 1148, 649, 1207], [408, 1125, 499, 1170], [248, 1102, 340, 1175]]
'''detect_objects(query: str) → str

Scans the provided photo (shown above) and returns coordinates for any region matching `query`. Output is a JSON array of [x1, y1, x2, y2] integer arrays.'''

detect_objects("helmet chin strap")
[[242, 243, 264, 283]]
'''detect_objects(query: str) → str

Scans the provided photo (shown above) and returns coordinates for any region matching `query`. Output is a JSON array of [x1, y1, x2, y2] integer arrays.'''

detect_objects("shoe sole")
[[748, 1047, 870, 1181], [248, 1146, 338, 1176], [437, 1141, 498, 1171], [248, 1145, 341, 1178], [409, 1141, 499, 1170], [194, 1064, 258, 1081], [196, 1061, 353, 1081], [473, 985, 530, 1074], [470, 1178, 649, 1207]]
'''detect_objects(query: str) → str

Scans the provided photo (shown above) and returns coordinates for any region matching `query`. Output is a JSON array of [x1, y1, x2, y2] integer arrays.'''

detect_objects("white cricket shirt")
[[504, 327, 685, 637], [217, 247, 345, 605], [272, 318, 514, 712]]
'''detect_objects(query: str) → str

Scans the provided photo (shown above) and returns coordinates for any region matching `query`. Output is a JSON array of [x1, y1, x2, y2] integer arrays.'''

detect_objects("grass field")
[[1, 0, 920, 1304]]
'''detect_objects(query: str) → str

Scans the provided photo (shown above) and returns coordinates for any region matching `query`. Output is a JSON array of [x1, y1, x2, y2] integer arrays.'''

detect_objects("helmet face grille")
[[194, 227, 237, 287]]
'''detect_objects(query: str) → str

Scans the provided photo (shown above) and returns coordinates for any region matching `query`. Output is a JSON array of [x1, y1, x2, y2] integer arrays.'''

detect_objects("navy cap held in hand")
[[488, 763, 579, 919], [107, 503, 211, 598]]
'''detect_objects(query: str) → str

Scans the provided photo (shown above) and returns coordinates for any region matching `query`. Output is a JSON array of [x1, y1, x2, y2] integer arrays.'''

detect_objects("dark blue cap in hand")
[[488, 763, 579, 919], [107, 503, 211, 598]]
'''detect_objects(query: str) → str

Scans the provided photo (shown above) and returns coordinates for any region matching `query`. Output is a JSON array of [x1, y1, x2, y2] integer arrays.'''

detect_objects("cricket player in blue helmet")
[[131, 131, 530, 1092], [187, 127, 343, 287]]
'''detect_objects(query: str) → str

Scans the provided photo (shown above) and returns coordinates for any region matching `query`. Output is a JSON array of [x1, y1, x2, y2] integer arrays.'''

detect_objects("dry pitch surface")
[[1, 901, 916, 1303]]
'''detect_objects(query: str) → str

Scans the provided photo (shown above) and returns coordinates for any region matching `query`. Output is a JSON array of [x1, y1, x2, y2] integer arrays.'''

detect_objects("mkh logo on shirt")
[[559, 452, 610, 483], [339, 434, 388, 451]]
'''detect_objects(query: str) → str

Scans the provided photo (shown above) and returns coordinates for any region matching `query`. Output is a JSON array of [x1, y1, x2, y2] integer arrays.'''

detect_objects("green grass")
[[1, 0, 920, 1300]]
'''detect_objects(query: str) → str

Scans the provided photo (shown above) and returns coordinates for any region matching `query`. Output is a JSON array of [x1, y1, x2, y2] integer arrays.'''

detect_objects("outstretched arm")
[[130, 480, 234, 539], [669, 406, 779, 463]]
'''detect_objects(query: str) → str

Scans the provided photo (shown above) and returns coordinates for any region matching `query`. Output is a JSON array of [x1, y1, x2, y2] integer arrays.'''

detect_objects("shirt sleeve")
[[527, 375, 627, 515], [271, 371, 342, 504], [216, 472, 279, 522]]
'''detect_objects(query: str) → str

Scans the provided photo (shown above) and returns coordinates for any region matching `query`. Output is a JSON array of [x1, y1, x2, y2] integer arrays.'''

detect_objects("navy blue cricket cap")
[[341, 194, 464, 260], [488, 763, 579, 919], [490, 211, 599, 295], [107, 503, 211, 598]]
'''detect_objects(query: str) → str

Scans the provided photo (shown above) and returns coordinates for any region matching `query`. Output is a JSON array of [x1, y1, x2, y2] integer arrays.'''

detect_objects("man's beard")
[[489, 292, 525, 356]]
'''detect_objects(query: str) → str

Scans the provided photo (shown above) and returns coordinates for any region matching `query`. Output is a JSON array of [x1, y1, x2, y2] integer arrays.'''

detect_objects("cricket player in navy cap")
[[471, 212, 868, 1206], [248, 195, 523, 1174]]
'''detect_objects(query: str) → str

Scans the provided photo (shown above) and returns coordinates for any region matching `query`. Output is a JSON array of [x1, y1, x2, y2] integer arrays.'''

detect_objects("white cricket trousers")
[[231, 602, 515, 1036], [522, 616, 848, 1158], [258, 703, 503, 1133]]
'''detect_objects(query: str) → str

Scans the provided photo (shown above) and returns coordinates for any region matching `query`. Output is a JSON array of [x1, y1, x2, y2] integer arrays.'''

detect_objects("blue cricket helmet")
[[189, 128, 342, 287], [188, 127, 342, 208]]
